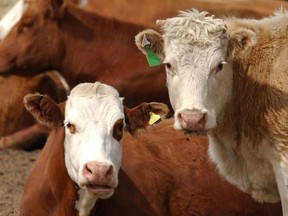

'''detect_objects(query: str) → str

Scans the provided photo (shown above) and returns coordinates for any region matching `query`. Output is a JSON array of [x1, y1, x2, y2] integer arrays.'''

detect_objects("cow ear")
[[227, 26, 257, 59], [135, 29, 164, 61], [124, 102, 170, 134], [49, 0, 66, 18], [24, 93, 64, 129]]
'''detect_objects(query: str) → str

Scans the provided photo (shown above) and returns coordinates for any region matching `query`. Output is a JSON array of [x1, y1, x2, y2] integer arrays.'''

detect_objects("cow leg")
[[272, 154, 288, 216], [0, 124, 50, 150]]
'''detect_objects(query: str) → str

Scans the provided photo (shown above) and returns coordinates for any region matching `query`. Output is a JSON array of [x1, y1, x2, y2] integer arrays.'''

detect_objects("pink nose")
[[178, 112, 207, 131], [83, 162, 113, 184]]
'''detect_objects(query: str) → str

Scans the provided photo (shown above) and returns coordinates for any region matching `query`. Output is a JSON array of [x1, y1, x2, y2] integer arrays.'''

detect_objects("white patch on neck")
[[75, 188, 98, 216], [78, 0, 88, 7]]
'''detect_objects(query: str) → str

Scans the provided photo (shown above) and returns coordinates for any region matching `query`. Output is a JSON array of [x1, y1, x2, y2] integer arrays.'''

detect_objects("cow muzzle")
[[177, 110, 207, 132], [82, 162, 116, 197]]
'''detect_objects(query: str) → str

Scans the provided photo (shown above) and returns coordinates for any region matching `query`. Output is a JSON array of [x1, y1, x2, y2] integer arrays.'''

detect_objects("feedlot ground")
[[0, 149, 40, 216]]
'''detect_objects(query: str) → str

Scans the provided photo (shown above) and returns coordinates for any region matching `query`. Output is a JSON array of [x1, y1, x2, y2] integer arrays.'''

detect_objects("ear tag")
[[142, 34, 161, 67], [149, 112, 161, 125]]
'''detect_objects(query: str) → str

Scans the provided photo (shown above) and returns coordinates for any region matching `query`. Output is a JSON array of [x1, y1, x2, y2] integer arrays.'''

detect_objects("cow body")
[[86, 0, 288, 28], [0, 0, 168, 107], [20, 82, 169, 216], [136, 10, 288, 214], [0, 71, 68, 150]]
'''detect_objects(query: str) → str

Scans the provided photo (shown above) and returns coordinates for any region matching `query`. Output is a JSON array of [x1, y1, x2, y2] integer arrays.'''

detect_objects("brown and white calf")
[[136, 9, 288, 214], [20, 82, 168, 216]]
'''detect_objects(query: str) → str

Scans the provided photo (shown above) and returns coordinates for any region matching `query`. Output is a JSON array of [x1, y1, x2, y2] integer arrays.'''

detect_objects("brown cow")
[[86, 0, 288, 28], [20, 82, 169, 216], [22, 87, 282, 215], [0, 71, 69, 150], [0, 0, 169, 108]]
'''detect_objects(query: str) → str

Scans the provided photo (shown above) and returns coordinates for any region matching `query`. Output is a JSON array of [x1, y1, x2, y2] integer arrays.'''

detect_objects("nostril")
[[84, 164, 93, 177], [106, 165, 113, 178]]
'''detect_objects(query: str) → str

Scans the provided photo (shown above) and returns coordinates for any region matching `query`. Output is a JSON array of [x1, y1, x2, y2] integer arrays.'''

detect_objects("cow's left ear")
[[48, 0, 67, 18], [24, 93, 64, 129], [135, 29, 164, 61], [124, 102, 169, 134], [227, 25, 257, 59]]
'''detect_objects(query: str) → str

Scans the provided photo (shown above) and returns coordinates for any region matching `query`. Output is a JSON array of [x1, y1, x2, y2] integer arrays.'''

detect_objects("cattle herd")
[[0, 0, 288, 216]]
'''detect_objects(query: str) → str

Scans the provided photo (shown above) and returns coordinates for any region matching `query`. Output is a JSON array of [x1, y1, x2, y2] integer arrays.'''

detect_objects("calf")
[[20, 81, 168, 216], [135, 9, 288, 214]]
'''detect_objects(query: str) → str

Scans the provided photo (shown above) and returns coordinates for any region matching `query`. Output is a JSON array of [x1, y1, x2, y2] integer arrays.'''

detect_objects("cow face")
[[136, 10, 255, 133], [24, 81, 169, 199], [0, 0, 65, 74], [63, 82, 124, 198]]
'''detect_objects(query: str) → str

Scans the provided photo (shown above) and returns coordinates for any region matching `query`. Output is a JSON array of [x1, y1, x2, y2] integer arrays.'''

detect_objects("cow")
[[21, 88, 282, 216], [135, 9, 288, 215], [20, 81, 169, 216], [0, 0, 169, 108], [0, 70, 69, 150], [0, 0, 88, 40], [86, 0, 288, 28]]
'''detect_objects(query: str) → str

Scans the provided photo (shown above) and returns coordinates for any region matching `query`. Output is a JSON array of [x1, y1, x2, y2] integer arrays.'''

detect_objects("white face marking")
[[159, 10, 232, 131], [0, 0, 26, 39], [63, 83, 124, 198]]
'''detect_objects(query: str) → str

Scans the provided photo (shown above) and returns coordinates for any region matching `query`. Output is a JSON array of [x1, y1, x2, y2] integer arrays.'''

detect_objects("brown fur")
[[85, 0, 288, 28], [0, 71, 68, 150]]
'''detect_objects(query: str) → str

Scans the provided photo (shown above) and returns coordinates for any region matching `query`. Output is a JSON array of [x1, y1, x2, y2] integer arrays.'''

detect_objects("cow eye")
[[65, 122, 76, 134], [18, 19, 34, 33], [164, 62, 175, 75], [165, 63, 172, 69], [113, 119, 124, 141], [215, 61, 226, 73]]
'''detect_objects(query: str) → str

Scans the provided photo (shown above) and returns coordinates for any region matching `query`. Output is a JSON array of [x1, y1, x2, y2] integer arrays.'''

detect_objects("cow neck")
[[211, 58, 277, 148], [45, 127, 79, 215], [60, 3, 144, 87]]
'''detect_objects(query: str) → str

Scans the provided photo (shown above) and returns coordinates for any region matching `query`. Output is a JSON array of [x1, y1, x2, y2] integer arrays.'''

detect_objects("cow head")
[[0, 0, 68, 74], [135, 9, 256, 133], [24, 82, 169, 199]]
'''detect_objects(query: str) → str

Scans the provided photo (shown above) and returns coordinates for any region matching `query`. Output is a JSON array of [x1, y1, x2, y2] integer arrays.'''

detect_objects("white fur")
[[149, 9, 288, 213], [0, 0, 25, 39], [64, 82, 124, 215], [76, 188, 97, 216], [78, 0, 88, 7]]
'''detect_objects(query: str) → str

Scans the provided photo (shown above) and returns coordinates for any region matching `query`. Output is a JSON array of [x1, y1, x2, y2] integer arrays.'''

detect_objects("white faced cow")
[[21, 81, 168, 216], [136, 9, 288, 215]]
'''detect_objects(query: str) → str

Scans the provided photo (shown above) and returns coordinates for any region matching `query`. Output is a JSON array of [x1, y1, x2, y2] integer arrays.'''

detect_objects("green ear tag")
[[145, 45, 161, 67]]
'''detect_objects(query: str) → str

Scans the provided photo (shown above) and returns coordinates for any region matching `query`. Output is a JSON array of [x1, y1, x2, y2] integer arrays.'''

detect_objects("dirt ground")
[[0, 149, 40, 216]]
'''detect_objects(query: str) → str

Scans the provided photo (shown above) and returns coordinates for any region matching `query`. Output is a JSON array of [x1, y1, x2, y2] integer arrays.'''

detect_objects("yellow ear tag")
[[149, 112, 161, 125]]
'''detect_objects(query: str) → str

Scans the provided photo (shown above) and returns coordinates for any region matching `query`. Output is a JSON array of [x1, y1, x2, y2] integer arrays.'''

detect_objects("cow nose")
[[83, 162, 113, 183], [178, 112, 207, 131]]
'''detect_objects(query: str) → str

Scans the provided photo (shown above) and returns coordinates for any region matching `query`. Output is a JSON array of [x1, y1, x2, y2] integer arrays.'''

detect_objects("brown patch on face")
[[113, 119, 124, 141]]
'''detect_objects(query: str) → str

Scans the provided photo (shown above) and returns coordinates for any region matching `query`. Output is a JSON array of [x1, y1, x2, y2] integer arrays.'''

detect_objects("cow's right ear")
[[24, 93, 64, 129], [135, 29, 164, 61]]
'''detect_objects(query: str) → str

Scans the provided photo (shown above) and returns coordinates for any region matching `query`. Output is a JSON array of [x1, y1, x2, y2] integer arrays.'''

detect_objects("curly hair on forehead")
[[157, 9, 227, 46]]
